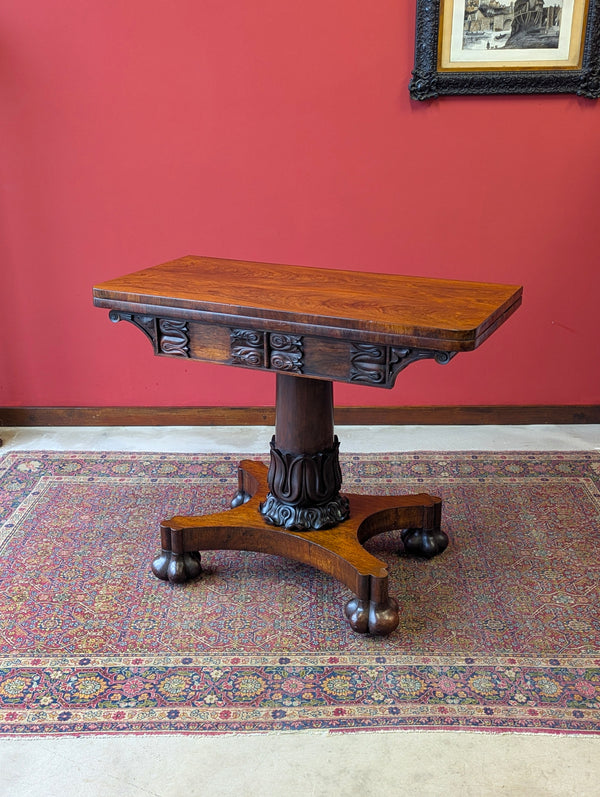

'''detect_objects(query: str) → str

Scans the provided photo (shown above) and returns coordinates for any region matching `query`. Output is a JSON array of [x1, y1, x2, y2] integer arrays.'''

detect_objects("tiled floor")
[[1, 424, 599, 797]]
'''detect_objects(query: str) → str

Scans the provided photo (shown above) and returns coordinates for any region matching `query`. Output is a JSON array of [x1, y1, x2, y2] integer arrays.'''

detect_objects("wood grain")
[[93, 255, 522, 349]]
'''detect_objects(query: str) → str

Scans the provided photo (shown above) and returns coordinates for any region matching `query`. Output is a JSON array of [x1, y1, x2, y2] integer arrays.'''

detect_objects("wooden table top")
[[94, 255, 522, 351]]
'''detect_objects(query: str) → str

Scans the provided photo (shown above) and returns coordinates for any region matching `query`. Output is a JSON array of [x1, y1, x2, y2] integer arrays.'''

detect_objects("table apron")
[[104, 310, 466, 388]]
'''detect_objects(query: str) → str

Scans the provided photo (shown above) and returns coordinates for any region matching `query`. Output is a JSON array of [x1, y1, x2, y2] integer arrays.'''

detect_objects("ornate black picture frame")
[[410, 0, 600, 99]]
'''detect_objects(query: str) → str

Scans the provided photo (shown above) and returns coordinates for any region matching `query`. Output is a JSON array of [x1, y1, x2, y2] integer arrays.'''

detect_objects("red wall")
[[2, 0, 599, 409]]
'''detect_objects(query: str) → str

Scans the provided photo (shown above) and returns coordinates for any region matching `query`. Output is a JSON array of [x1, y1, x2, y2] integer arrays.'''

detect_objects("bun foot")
[[151, 550, 202, 583], [401, 527, 449, 559], [344, 595, 400, 636]]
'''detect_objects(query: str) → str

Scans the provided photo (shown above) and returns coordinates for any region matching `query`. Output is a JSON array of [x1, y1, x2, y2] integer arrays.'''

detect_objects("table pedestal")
[[152, 374, 448, 636]]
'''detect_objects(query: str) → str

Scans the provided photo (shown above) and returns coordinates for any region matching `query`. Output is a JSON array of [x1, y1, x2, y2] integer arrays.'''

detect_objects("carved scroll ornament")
[[230, 329, 304, 374], [109, 311, 158, 348], [231, 329, 266, 368], [350, 343, 456, 388], [269, 334, 303, 373]]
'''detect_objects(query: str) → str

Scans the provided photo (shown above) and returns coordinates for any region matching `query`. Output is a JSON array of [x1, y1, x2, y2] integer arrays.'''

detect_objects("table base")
[[152, 460, 447, 636]]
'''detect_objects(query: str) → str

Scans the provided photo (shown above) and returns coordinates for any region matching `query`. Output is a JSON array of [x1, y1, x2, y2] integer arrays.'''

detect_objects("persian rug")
[[0, 450, 599, 737]]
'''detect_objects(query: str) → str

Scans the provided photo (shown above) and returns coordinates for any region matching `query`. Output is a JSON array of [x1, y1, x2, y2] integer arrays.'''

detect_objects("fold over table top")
[[94, 256, 522, 352]]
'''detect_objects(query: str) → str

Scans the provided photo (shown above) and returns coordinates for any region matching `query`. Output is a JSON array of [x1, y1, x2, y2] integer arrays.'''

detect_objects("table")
[[93, 256, 522, 635]]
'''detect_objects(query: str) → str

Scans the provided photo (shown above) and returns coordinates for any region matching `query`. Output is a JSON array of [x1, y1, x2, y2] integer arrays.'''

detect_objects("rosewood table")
[[93, 256, 522, 636]]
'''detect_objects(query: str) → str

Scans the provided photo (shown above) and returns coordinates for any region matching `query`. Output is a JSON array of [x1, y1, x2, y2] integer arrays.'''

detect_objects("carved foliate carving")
[[270, 334, 303, 373], [267, 436, 343, 505], [158, 319, 190, 357], [231, 329, 264, 348], [260, 436, 349, 530], [231, 329, 266, 367], [230, 329, 303, 373], [349, 344, 387, 385]]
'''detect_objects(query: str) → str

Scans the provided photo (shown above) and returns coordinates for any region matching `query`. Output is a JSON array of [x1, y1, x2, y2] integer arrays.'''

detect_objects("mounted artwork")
[[410, 0, 600, 98]]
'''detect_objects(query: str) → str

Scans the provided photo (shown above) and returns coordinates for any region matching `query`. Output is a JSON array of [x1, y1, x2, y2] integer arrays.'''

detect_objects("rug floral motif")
[[0, 450, 599, 736]]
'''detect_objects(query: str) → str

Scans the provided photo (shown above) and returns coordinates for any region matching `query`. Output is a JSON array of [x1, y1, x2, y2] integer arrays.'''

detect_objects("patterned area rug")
[[0, 450, 599, 736]]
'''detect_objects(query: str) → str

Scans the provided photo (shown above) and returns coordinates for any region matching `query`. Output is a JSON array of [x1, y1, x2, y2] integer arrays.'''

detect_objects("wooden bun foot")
[[401, 527, 449, 558], [344, 595, 400, 636], [151, 550, 202, 583]]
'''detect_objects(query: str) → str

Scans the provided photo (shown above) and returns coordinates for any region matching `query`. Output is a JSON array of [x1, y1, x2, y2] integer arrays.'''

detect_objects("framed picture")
[[409, 0, 600, 99]]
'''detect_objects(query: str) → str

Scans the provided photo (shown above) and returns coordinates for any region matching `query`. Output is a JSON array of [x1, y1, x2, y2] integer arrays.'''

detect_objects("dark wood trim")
[[1, 405, 599, 427]]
